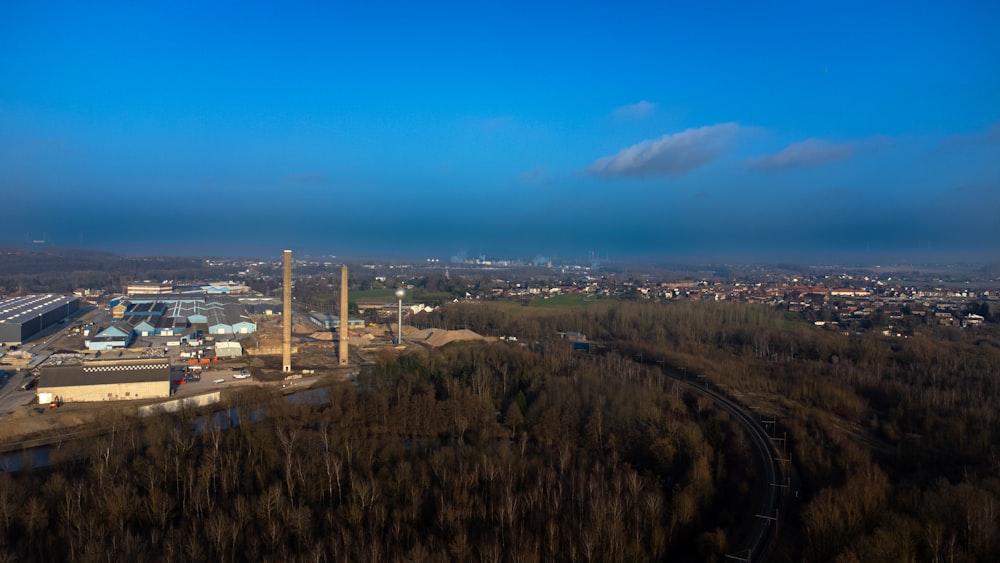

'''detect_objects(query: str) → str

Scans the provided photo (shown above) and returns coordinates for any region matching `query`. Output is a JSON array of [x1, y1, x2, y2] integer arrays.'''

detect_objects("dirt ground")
[[249, 316, 408, 376], [0, 400, 119, 445]]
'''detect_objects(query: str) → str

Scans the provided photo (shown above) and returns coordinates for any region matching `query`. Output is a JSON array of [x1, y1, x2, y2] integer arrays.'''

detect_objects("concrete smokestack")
[[282, 250, 292, 372], [339, 265, 349, 365]]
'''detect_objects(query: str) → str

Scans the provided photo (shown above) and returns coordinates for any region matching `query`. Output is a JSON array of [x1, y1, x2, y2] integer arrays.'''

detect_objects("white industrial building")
[[37, 359, 171, 403], [214, 341, 243, 358]]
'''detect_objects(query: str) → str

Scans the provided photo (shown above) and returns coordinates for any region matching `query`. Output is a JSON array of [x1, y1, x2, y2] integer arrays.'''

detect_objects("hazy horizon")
[[3, 241, 999, 270]]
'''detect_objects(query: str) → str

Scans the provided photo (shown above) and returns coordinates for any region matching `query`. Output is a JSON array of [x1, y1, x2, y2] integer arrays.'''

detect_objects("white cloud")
[[587, 123, 742, 177], [750, 139, 853, 170], [519, 167, 545, 183], [611, 100, 656, 120], [935, 120, 1000, 151]]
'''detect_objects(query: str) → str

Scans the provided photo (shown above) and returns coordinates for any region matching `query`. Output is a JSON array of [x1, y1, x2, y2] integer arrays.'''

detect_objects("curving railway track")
[[671, 375, 785, 561]]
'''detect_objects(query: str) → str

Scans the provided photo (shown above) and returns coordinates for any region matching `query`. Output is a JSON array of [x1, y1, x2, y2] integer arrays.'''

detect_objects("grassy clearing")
[[780, 316, 812, 330], [526, 293, 607, 308], [353, 288, 457, 306], [453, 294, 617, 319], [411, 290, 455, 304], [352, 288, 402, 302]]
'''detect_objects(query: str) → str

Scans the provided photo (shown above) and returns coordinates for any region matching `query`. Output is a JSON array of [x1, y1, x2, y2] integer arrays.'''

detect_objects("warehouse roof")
[[116, 296, 252, 330], [39, 359, 171, 387], [128, 294, 242, 305], [0, 295, 80, 324], [124, 302, 167, 316], [127, 315, 161, 328]]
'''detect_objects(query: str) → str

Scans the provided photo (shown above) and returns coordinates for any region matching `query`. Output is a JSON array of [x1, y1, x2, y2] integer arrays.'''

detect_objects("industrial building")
[[126, 281, 174, 296], [0, 295, 81, 346], [86, 323, 134, 351], [37, 359, 171, 403], [121, 295, 257, 334], [310, 312, 338, 329], [87, 295, 255, 351], [126, 280, 250, 296], [241, 298, 281, 316], [214, 341, 243, 358], [310, 312, 365, 330]]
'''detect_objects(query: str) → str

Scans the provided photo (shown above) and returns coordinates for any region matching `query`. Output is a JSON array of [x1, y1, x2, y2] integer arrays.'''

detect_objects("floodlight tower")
[[395, 288, 405, 345]]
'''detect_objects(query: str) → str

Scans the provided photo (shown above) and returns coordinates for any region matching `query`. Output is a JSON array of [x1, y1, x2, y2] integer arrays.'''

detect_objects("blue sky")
[[2, 1, 998, 261]]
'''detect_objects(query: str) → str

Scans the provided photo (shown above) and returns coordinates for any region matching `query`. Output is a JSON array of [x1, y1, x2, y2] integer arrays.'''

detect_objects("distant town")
[[243, 252, 1000, 335]]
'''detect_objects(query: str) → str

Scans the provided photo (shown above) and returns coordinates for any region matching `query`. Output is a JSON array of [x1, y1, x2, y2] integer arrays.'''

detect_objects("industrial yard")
[[0, 248, 502, 458]]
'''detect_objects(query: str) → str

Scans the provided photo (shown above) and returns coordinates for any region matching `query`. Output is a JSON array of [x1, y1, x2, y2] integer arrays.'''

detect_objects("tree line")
[[0, 248, 228, 295]]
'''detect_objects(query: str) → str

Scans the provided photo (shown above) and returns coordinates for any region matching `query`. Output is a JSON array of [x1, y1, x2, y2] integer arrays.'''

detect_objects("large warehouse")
[[37, 359, 171, 403], [0, 295, 81, 346]]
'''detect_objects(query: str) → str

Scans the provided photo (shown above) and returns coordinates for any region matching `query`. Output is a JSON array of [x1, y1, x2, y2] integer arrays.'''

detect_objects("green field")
[[455, 293, 618, 318], [352, 288, 400, 302], [352, 289, 614, 309], [525, 293, 608, 308], [352, 288, 456, 306]]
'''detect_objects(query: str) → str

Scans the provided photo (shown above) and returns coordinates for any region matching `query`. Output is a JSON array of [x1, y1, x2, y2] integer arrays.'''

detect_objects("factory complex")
[[2, 251, 358, 410], [115, 294, 256, 331], [81, 294, 259, 352]]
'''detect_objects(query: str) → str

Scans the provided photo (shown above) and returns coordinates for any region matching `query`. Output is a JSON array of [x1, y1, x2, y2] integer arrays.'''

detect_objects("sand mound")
[[408, 328, 485, 348]]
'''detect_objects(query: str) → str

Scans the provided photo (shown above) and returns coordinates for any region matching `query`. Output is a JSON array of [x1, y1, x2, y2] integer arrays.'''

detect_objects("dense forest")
[[423, 301, 1000, 561], [0, 342, 754, 562]]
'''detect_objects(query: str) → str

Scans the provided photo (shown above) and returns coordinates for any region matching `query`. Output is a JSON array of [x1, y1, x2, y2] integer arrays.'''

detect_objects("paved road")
[[0, 373, 34, 415], [0, 306, 103, 415]]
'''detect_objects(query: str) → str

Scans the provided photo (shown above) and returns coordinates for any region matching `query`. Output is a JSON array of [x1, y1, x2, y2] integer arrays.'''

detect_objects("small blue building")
[[86, 323, 134, 351]]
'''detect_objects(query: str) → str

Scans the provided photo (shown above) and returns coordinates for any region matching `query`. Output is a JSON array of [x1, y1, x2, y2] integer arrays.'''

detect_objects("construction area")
[[243, 251, 488, 380], [243, 316, 489, 377]]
